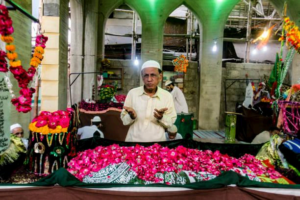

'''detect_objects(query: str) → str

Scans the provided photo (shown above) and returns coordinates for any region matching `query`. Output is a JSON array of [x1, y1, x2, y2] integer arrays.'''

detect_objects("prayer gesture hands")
[[154, 108, 168, 120]]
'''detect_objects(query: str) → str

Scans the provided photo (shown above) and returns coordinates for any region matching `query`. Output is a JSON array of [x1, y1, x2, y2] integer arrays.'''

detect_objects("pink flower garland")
[[68, 144, 282, 182], [0, 5, 13, 35], [0, 50, 8, 72], [0, 5, 48, 113]]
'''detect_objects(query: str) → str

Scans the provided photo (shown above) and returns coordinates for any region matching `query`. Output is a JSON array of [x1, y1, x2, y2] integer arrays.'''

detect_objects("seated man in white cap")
[[10, 123, 28, 149], [165, 80, 188, 114], [165, 125, 183, 141], [77, 116, 104, 140], [121, 60, 177, 142]]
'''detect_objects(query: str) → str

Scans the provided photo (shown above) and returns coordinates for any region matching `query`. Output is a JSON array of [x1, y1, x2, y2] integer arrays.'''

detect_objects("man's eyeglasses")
[[142, 73, 159, 79]]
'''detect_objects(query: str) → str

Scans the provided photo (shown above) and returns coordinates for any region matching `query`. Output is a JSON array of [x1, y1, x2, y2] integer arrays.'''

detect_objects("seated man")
[[165, 125, 183, 141], [10, 123, 28, 149], [251, 126, 281, 144], [77, 116, 104, 140]]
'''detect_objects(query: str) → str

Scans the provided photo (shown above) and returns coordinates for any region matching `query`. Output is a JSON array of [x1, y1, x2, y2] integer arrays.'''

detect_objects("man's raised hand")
[[124, 106, 137, 120], [154, 108, 168, 120]]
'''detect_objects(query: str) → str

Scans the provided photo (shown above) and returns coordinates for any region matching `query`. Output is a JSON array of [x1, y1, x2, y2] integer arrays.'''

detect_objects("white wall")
[[105, 18, 142, 45], [233, 42, 287, 63]]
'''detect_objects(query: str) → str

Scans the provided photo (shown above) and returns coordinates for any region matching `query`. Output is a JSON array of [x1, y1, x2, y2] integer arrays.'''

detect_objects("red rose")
[[37, 115, 49, 122], [32, 116, 39, 123], [59, 118, 70, 128], [5, 26, 14, 35], [51, 115, 61, 122], [52, 111, 60, 116], [40, 111, 52, 117], [26, 67, 36, 79], [10, 66, 26, 76], [18, 95, 31, 105], [36, 119, 48, 127], [18, 79, 30, 88], [58, 110, 68, 116], [11, 98, 19, 106], [20, 88, 35, 98], [16, 104, 31, 113], [48, 118, 58, 129], [0, 61, 8, 72]]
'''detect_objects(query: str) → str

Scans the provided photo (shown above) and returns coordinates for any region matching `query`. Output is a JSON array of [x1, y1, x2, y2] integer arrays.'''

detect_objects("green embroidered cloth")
[[0, 75, 11, 154]]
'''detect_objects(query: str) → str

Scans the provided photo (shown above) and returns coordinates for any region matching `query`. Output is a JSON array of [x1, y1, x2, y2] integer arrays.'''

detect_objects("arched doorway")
[[102, 4, 143, 95], [162, 4, 201, 124]]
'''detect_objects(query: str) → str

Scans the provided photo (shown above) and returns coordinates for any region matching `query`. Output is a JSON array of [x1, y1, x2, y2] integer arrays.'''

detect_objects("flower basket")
[[26, 109, 77, 177], [98, 83, 117, 103]]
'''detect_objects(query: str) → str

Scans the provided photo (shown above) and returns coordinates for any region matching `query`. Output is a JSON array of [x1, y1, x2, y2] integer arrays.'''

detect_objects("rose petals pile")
[[29, 109, 73, 134], [0, 5, 48, 113], [115, 94, 126, 103], [79, 101, 123, 111], [68, 144, 282, 182]]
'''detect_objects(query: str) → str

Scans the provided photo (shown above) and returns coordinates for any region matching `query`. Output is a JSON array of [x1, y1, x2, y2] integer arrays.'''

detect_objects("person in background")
[[10, 123, 28, 149], [165, 80, 188, 113], [165, 125, 183, 141], [77, 116, 104, 140], [121, 60, 177, 142], [251, 126, 281, 144]]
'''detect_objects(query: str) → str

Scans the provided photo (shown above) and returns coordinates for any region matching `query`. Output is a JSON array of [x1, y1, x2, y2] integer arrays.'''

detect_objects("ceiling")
[[226, 0, 281, 30]]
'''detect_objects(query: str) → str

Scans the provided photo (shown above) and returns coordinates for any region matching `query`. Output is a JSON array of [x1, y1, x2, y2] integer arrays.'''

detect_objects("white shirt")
[[171, 86, 188, 113], [21, 138, 28, 150], [251, 131, 270, 144], [77, 125, 104, 140], [165, 133, 183, 141], [121, 86, 177, 142]]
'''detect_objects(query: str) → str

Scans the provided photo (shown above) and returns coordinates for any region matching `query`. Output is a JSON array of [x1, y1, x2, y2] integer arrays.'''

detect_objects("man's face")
[[12, 127, 24, 138], [271, 129, 280, 135], [168, 132, 177, 139], [166, 85, 173, 92], [141, 67, 161, 91]]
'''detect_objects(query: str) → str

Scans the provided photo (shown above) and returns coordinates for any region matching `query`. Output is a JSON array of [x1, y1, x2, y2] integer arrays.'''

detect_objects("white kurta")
[[171, 86, 188, 113], [77, 125, 104, 139], [165, 133, 183, 141], [121, 86, 177, 142]]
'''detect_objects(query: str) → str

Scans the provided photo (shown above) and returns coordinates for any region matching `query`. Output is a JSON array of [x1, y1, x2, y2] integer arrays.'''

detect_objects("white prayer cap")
[[165, 80, 172, 87], [141, 60, 161, 71], [91, 116, 101, 122], [167, 125, 178, 134], [10, 123, 22, 133]]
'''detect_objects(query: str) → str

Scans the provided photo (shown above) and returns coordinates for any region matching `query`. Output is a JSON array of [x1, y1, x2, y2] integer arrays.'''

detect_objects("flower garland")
[[0, 5, 48, 113], [68, 144, 282, 182], [0, 50, 8, 72], [172, 54, 188, 73], [279, 17, 300, 54], [28, 109, 73, 135]]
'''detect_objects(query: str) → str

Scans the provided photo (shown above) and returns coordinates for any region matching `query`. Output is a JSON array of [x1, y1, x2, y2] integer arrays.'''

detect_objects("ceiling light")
[[262, 46, 268, 52], [134, 57, 139, 66], [212, 41, 217, 52]]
